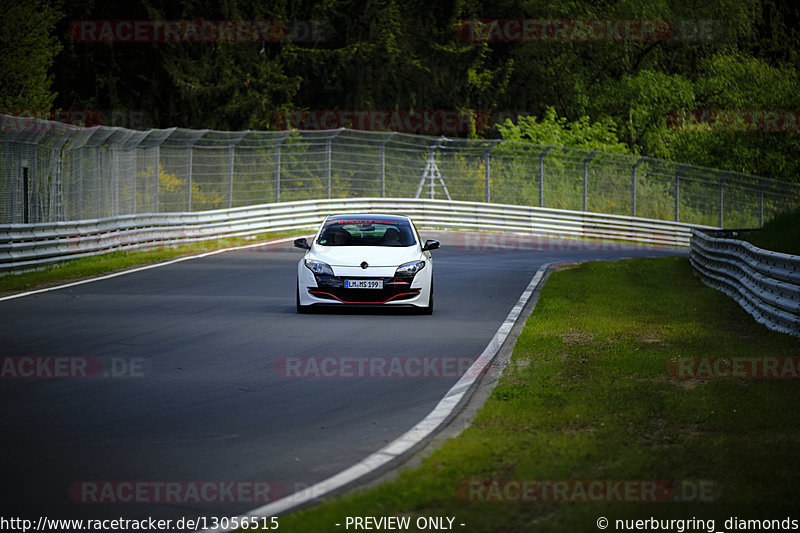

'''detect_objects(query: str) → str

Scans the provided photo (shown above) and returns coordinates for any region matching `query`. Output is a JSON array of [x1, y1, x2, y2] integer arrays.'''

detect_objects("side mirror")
[[422, 239, 440, 252], [293, 237, 311, 250]]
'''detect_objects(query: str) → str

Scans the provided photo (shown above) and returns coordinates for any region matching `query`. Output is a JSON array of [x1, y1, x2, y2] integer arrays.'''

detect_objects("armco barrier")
[[0, 197, 708, 273], [690, 228, 800, 337]]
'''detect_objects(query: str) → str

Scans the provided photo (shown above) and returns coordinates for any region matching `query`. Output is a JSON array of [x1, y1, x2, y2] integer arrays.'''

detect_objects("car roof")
[[324, 214, 411, 223]]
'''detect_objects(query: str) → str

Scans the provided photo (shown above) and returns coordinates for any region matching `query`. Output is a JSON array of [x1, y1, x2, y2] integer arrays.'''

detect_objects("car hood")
[[308, 245, 422, 267]]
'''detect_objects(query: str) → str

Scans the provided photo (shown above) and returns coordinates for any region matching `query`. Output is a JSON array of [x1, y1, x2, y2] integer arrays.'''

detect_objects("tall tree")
[[0, 0, 62, 112]]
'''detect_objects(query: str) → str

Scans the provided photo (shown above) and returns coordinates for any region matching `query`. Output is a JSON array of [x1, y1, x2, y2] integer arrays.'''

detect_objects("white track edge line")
[[0, 237, 299, 302], [201, 263, 552, 532]]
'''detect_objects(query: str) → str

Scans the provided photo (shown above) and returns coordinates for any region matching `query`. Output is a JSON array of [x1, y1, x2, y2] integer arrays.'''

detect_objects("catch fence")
[[1, 113, 798, 226]]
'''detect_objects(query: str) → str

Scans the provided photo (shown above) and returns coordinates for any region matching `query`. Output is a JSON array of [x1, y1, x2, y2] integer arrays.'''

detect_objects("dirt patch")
[[561, 330, 594, 345]]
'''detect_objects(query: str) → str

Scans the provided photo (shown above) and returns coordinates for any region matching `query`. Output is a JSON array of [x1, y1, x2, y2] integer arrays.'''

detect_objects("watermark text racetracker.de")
[[448, 232, 672, 254], [69, 480, 286, 504], [459, 479, 719, 503], [69, 19, 333, 43], [667, 356, 800, 379], [0, 515, 279, 532], [273, 355, 482, 379], [1, 356, 147, 379], [456, 19, 716, 42], [667, 109, 800, 133]]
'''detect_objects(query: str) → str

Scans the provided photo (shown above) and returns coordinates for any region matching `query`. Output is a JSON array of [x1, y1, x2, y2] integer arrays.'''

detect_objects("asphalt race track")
[[0, 231, 685, 526]]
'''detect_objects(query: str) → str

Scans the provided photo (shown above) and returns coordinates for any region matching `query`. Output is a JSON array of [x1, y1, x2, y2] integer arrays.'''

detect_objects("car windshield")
[[317, 218, 416, 247]]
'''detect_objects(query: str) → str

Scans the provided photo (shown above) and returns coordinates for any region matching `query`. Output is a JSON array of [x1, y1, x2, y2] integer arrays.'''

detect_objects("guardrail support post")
[[583, 150, 598, 212], [631, 157, 645, 217], [538, 145, 553, 207]]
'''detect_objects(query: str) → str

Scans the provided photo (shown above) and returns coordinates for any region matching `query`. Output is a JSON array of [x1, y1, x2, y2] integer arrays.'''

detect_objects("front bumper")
[[298, 263, 431, 307]]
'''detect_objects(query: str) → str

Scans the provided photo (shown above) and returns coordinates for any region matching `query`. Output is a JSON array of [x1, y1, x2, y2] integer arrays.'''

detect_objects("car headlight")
[[304, 259, 334, 276], [395, 260, 425, 277]]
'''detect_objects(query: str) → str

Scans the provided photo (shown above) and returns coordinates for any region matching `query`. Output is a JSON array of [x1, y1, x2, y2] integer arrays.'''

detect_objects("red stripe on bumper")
[[307, 290, 421, 305]]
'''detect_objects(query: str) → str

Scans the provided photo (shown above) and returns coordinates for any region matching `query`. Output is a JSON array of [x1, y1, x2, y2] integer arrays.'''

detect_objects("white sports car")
[[294, 214, 439, 313]]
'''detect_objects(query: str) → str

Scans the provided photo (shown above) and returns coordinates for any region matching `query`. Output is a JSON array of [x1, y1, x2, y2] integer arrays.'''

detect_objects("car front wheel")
[[421, 280, 434, 315], [297, 282, 311, 314]]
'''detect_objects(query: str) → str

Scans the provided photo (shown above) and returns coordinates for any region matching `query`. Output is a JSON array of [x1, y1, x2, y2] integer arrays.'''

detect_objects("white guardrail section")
[[690, 229, 800, 337], [0, 197, 710, 273]]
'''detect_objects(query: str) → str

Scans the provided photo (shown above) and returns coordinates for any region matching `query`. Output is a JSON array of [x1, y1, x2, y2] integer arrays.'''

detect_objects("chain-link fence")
[[2, 113, 798, 227]]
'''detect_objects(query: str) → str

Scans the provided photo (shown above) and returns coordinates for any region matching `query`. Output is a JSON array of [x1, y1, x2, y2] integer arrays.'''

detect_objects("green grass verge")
[[272, 257, 800, 533], [0, 231, 303, 294], [743, 207, 800, 255]]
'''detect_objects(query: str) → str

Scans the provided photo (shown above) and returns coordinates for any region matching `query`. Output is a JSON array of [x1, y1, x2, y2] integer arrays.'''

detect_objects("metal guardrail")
[[690, 228, 800, 337], [0, 198, 705, 273]]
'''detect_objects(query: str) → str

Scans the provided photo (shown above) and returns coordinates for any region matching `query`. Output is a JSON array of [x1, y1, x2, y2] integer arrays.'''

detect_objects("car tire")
[[297, 281, 311, 314], [421, 280, 434, 315]]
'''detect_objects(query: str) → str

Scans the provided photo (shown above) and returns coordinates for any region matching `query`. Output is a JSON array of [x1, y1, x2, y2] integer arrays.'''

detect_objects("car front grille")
[[308, 275, 420, 304]]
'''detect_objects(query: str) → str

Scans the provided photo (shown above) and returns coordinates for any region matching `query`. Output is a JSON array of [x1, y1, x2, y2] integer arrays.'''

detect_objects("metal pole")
[[7, 154, 15, 223], [112, 150, 119, 217], [186, 146, 193, 211], [274, 140, 282, 203], [718, 172, 731, 228], [325, 129, 343, 200], [631, 157, 645, 217], [583, 150, 598, 212], [675, 165, 688, 222], [227, 145, 235, 209], [429, 149, 435, 199], [22, 165, 29, 224], [484, 141, 498, 203], [379, 132, 396, 198], [759, 187, 764, 227], [154, 145, 160, 213], [325, 137, 332, 199], [274, 131, 290, 203], [95, 148, 101, 218], [538, 145, 553, 208]]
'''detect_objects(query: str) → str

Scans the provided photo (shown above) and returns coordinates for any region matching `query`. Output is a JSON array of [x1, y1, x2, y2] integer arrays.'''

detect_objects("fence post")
[[484, 141, 499, 203], [186, 146, 193, 211], [325, 129, 343, 199], [379, 132, 396, 198], [112, 149, 119, 217], [538, 145, 553, 207], [759, 186, 764, 227], [718, 172, 731, 228], [631, 157, 645, 217], [227, 145, 235, 209], [274, 131, 291, 202], [22, 164, 29, 224], [95, 148, 101, 218], [675, 165, 689, 222], [583, 150, 598, 212], [153, 145, 160, 213]]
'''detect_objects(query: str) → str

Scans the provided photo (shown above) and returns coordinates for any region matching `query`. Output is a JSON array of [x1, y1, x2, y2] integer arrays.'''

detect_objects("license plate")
[[345, 279, 383, 289]]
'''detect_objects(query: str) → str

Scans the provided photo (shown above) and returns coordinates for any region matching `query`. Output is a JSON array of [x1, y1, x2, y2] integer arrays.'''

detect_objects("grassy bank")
[[744, 208, 800, 255], [274, 257, 800, 532], [0, 231, 301, 294]]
